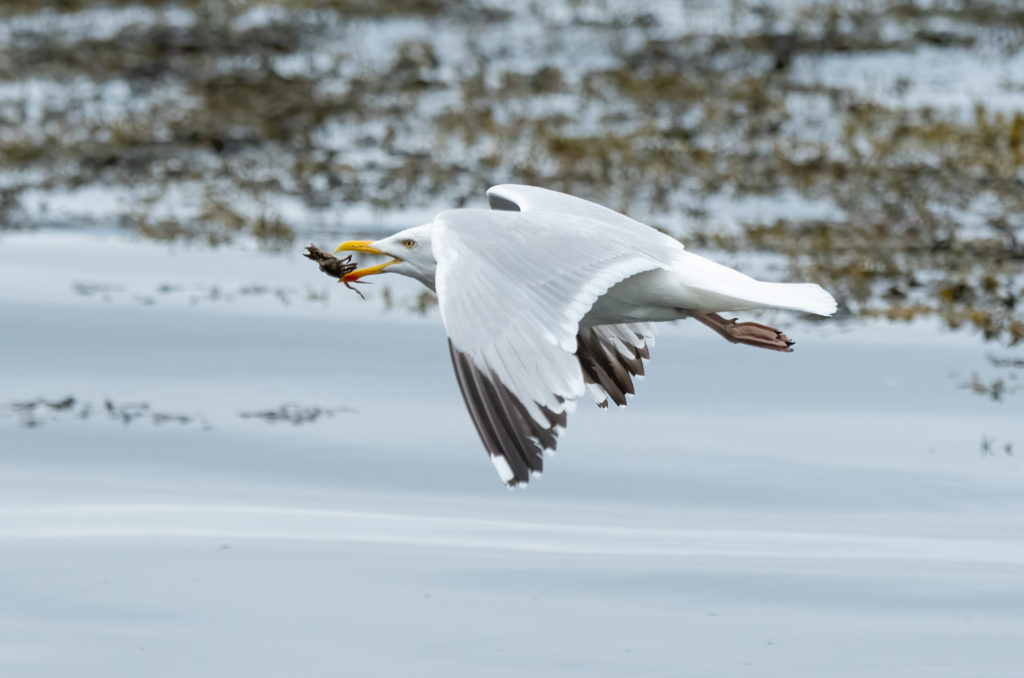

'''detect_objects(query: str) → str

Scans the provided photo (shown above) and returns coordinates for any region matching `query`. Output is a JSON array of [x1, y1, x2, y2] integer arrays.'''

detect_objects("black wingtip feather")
[[447, 341, 564, 486], [575, 328, 651, 408]]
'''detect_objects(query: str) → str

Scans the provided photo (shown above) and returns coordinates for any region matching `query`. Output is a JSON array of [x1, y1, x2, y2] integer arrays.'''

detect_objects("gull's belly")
[[582, 269, 686, 326], [581, 267, 762, 326]]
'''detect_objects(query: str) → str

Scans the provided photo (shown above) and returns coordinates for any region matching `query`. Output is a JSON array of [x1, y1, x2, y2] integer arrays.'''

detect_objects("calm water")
[[1, 230, 1022, 677]]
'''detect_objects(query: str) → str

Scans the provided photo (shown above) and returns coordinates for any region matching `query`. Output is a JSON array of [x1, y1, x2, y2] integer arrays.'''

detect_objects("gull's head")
[[334, 224, 437, 290]]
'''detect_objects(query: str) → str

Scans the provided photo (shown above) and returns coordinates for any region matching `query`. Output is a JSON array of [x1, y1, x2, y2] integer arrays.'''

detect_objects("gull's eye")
[[402, 238, 416, 249]]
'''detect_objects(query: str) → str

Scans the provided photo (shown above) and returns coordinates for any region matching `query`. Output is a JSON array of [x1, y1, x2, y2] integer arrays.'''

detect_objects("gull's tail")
[[754, 281, 837, 316], [672, 251, 838, 317]]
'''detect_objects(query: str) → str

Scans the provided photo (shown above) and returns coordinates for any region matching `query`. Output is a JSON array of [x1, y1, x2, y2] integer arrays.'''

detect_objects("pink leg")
[[690, 312, 795, 352]]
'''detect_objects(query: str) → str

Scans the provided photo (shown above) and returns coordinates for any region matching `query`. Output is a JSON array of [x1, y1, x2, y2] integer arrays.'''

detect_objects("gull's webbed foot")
[[689, 312, 795, 352]]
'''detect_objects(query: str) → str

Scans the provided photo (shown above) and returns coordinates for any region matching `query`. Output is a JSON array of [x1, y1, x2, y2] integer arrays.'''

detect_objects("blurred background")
[[2, 0, 1023, 343], [1, 1, 1023, 677]]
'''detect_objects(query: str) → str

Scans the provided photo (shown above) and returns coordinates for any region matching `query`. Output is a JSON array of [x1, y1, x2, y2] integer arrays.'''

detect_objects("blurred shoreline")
[[1, 0, 1022, 347]]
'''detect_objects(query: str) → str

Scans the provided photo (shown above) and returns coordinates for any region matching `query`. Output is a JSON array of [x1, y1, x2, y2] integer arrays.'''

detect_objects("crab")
[[302, 244, 368, 299]]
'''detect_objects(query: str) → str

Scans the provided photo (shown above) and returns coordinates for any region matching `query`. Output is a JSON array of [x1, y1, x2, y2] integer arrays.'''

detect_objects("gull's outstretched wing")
[[487, 184, 674, 244], [433, 208, 679, 486], [577, 322, 657, 408]]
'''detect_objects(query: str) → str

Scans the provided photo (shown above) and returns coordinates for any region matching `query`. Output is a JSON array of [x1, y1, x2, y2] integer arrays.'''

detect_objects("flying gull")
[[333, 185, 836, 486]]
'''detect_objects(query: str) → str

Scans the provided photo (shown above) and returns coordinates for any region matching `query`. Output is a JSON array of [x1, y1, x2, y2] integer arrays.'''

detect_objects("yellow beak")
[[333, 240, 401, 283], [334, 240, 385, 256]]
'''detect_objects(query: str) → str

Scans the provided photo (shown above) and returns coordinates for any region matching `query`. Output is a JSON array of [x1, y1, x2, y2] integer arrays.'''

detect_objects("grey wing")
[[576, 323, 657, 408], [486, 184, 671, 242]]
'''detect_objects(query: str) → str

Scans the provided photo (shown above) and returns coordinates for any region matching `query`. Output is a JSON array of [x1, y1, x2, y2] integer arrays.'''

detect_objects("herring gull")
[[333, 185, 836, 486]]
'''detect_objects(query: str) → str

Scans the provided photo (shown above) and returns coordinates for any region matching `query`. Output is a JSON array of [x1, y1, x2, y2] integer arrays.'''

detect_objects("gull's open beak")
[[333, 240, 401, 283]]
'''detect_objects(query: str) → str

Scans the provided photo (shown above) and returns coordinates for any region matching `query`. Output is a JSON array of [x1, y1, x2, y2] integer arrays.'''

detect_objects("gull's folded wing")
[[433, 209, 675, 486]]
